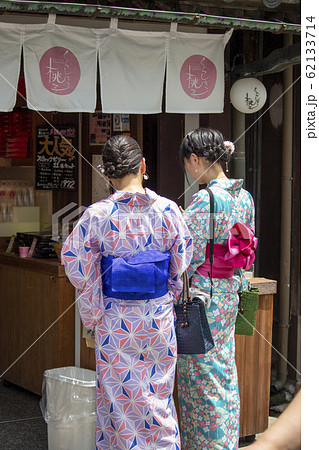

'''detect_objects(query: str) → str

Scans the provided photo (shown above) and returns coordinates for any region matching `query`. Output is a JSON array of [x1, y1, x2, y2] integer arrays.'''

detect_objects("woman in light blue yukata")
[[177, 128, 257, 449]]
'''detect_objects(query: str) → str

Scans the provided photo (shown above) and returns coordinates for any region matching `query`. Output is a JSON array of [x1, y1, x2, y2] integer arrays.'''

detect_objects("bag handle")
[[238, 292, 244, 313], [205, 187, 215, 297], [238, 281, 253, 313], [180, 272, 190, 328]]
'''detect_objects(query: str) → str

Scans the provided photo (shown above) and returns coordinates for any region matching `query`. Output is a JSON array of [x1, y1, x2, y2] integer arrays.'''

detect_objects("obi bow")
[[224, 222, 258, 270], [101, 250, 171, 300]]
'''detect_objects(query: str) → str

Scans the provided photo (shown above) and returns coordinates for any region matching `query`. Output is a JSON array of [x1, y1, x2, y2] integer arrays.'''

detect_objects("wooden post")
[[235, 278, 277, 437]]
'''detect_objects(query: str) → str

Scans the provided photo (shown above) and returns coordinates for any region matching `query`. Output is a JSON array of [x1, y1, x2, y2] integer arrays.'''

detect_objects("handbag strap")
[[205, 187, 214, 297], [180, 272, 190, 328]]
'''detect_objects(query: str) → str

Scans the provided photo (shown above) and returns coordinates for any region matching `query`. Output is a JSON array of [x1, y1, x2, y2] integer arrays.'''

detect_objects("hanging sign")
[[89, 112, 112, 145], [0, 24, 22, 112], [0, 22, 237, 114], [113, 114, 130, 132], [35, 126, 78, 190], [99, 28, 167, 114], [24, 24, 97, 112], [166, 29, 233, 113]]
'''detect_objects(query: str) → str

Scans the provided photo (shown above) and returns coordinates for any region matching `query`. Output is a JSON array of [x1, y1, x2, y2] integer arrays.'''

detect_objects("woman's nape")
[[180, 127, 232, 184], [108, 158, 146, 194], [184, 152, 227, 185]]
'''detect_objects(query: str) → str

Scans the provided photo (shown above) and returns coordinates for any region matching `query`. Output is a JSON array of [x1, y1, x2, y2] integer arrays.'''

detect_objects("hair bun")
[[102, 135, 142, 179], [224, 141, 235, 155]]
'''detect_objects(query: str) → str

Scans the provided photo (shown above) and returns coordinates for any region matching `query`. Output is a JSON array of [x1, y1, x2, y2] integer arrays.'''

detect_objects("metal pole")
[[232, 108, 246, 187], [276, 33, 294, 390], [74, 112, 83, 367]]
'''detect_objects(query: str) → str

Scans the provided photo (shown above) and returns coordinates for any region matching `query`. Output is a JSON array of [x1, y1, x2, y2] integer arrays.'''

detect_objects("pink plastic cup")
[[19, 247, 30, 258]]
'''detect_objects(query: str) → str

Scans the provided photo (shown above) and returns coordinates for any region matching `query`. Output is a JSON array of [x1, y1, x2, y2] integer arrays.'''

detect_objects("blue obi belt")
[[101, 250, 171, 300]]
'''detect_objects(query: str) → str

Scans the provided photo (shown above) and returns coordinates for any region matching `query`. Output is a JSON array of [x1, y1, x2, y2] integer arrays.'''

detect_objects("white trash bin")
[[40, 367, 96, 450]]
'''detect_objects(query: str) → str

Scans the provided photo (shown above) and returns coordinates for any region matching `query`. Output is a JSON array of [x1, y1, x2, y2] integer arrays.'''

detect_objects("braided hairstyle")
[[101, 135, 143, 179], [179, 127, 233, 166]]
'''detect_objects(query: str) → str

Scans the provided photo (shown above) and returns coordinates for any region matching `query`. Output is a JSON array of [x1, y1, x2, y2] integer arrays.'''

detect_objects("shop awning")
[[0, 1, 301, 34], [0, 1, 300, 114]]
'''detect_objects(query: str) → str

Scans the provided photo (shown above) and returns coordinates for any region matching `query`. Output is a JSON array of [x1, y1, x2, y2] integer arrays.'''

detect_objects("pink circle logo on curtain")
[[39, 46, 81, 95], [180, 55, 217, 99]]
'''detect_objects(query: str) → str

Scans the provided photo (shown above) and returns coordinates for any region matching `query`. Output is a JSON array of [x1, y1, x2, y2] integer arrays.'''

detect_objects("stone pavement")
[[0, 379, 277, 449]]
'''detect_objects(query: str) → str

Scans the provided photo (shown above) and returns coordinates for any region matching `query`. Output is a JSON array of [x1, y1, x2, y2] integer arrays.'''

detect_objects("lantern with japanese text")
[[230, 78, 267, 114]]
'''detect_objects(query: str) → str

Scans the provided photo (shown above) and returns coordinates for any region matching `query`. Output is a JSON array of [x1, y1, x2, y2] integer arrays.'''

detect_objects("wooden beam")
[[232, 42, 300, 77]]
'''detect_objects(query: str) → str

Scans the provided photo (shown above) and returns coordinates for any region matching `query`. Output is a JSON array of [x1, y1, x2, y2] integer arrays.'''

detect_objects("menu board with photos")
[[89, 112, 111, 145], [35, 126, 77, 190]]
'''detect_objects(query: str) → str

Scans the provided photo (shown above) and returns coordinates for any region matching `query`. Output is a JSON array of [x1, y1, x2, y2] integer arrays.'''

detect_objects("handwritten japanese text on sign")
[[35, 126, 77, 190]]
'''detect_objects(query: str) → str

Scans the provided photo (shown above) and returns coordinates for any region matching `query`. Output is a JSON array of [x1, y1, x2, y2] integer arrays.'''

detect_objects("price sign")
[[35, 126, 77, 190]]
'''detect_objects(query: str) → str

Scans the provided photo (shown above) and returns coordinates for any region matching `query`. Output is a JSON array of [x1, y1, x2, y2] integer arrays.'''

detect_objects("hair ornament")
[[224, 141, 235, 155], [97, 164, 105, 174]]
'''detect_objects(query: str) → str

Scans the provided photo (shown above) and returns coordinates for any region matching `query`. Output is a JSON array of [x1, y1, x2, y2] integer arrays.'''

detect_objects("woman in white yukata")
[[62, 135, 192, 450]]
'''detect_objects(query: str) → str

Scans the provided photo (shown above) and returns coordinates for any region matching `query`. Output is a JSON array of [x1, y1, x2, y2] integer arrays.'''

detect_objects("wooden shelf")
[[0, 157, 34, 167], [0, 252, 63, 276], [250, 277, 277, 295]]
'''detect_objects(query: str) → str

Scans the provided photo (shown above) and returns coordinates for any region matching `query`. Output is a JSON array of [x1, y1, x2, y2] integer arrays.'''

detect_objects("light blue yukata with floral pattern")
[[177, 178, 255, 449]]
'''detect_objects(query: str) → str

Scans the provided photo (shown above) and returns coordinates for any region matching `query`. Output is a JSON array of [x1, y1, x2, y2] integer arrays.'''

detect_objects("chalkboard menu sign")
[[35, 126, 77, 190]]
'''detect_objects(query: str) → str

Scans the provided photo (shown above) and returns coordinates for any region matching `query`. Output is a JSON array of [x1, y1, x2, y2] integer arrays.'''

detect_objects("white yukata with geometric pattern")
[[62, 188, 193, 449]]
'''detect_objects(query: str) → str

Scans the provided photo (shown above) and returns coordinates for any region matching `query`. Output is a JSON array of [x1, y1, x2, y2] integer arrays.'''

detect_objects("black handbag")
[[205, 187, 259, 336], [174, 272, 214, 355]]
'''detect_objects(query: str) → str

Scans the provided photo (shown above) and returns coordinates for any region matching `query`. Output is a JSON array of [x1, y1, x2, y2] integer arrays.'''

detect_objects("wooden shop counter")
[[0, 253, 75, 395], [235, 277, 277, 437]]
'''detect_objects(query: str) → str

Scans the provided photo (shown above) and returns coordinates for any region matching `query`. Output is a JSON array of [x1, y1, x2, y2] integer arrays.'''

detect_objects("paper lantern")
[[230, 78, 267, 114], [263, 0, 282, 8]]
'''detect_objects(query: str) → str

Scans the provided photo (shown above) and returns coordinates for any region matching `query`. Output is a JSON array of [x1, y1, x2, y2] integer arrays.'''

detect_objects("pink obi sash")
[[195, 244, 234, 278], [195, 222, 258, 279]]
